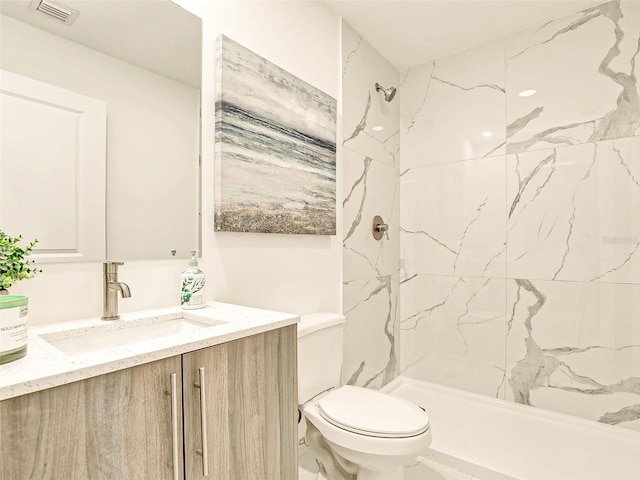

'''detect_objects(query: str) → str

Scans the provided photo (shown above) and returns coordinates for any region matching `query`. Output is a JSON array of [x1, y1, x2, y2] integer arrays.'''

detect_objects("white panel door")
[[0, 69, 106, 262]]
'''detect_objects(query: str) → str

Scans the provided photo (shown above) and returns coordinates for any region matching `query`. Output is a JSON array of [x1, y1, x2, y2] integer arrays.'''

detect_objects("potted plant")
[[0, 230, 40, 364]]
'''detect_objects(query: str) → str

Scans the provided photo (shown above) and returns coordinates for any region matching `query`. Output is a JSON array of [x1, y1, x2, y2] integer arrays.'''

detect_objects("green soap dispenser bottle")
[[181, 250, 206, 310]]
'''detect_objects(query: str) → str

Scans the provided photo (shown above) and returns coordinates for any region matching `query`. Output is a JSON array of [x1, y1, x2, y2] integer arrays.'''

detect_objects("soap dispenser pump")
[[181, 250, 206, 310]]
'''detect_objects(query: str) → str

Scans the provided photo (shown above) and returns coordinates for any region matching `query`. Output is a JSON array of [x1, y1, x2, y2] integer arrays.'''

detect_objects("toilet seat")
[[317, 385, 429, 438], [303, 398, 431, 457]]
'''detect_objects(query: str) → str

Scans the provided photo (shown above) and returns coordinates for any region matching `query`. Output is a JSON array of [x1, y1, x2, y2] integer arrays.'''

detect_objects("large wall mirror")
[[0, 0, 202, 261]]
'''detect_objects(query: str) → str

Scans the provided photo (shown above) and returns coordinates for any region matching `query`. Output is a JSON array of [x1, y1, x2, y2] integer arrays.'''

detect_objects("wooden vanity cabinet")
[[183, 325, 298, 480], [0, 355, 183, 480], [0, 326, 297, 480]]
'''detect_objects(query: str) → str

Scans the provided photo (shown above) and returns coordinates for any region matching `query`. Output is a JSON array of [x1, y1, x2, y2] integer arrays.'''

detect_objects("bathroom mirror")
[[0, 0, 202, 261]]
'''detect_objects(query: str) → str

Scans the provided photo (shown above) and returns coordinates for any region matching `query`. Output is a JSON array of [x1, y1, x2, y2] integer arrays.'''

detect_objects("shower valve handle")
[[372, 215, 389, 241]]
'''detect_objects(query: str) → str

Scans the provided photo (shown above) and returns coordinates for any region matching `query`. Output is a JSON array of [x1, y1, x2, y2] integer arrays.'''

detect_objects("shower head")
[[375, 82, 397, 102]]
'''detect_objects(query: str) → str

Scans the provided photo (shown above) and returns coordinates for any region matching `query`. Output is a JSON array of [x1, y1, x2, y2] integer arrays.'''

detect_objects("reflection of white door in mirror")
[[0, 69, 106, 263], [0, 2, 202, 261]]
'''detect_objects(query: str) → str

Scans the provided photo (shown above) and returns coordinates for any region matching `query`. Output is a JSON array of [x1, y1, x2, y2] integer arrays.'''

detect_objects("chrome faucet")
[[102, 261, 131, 321]]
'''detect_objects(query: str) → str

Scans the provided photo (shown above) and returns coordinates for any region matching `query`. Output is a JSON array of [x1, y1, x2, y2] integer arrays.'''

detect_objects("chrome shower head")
[[375, 82, 397, 102]]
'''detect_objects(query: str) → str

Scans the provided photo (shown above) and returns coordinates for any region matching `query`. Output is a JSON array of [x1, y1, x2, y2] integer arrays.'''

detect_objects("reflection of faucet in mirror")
[[102, 261, 131, 321]]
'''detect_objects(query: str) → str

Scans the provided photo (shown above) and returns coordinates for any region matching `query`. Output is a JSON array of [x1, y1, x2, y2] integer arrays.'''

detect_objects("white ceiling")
[[0, 0, 201, 87], [2, 0, 605, 83], [325, 0, 604, 70]]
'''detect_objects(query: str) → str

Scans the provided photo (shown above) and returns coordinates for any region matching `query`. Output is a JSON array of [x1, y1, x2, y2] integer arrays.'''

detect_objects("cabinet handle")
[[195, 367, 209, 476], [169, 373, 180, 480]]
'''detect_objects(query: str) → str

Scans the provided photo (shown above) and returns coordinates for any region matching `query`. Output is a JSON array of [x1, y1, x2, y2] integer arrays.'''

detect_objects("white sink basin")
[[40, 314, 226, 356]]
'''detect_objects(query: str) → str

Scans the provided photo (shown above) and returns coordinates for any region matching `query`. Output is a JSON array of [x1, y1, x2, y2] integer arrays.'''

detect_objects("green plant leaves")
[[0, 230, 41, 292]]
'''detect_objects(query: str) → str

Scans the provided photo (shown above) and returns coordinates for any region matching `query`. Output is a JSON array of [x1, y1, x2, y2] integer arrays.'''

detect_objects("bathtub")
[[384, 376, 640, 480]]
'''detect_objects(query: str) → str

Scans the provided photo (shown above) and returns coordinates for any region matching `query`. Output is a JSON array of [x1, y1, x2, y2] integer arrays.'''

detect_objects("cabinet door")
[[0, 356, 183, 480], [183, 326, 298, 480]]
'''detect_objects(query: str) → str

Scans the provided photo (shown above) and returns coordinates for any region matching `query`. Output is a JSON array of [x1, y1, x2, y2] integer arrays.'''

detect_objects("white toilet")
[[298, 313, 431, 480]]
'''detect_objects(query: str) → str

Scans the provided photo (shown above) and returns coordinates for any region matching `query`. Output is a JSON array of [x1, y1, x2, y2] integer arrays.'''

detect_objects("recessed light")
[[372, 126, 384, 131], [519, 89, 537, 97], [482, 131, 493, 137]]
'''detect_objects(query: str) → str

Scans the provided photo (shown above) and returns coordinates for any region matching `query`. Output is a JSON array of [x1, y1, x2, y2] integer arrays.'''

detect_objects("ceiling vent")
[[29, 0, 79, 26]]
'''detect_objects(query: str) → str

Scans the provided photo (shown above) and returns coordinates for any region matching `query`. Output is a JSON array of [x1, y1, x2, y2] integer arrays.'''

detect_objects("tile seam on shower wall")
[[399, 271, 640, 287]]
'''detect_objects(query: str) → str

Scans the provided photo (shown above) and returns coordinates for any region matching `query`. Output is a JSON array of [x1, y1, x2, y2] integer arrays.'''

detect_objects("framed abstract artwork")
[[214, 35, 337, 235]]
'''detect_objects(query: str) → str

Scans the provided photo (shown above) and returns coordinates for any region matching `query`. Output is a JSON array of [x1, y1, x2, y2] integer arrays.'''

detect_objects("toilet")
[[298, 313, 431, 480]]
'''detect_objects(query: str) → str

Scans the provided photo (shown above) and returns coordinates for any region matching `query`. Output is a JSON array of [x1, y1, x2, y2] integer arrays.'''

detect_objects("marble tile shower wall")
[[399, 0, 640, 431], [342, 22, 401, 389]]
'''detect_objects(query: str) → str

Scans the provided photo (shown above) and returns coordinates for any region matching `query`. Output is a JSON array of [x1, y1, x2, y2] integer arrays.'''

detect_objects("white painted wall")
[[186, 0, 342, 316], [3, 1, 342, 325]]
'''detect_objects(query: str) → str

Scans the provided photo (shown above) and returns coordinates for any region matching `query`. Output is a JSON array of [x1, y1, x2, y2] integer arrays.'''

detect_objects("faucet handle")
[[104, 261, 124, 273]]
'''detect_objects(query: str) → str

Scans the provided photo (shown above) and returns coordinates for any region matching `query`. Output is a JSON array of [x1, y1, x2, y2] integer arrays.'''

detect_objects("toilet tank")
[[297, 313, 346, 404]]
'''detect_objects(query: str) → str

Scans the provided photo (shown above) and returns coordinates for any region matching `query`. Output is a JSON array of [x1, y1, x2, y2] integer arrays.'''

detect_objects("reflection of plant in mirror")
[[0, 230, 41, 293]]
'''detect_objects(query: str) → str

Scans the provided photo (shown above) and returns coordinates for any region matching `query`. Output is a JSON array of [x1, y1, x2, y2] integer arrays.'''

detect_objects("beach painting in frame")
[[214, 35, 337, 235]]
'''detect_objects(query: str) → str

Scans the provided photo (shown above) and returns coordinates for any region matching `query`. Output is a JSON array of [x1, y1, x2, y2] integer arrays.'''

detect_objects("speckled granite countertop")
[[0, 302, 299, 401]]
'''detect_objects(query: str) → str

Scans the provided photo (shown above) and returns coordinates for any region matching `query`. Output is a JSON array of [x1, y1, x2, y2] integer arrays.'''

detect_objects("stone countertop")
[[0, 302, 299, 401]]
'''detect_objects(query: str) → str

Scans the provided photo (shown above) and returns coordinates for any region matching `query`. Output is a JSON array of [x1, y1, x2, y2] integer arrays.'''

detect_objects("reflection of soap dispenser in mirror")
[[181, 250, 206, 310]]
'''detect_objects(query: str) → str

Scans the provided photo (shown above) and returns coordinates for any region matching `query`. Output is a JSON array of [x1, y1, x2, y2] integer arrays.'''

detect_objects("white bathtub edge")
[[383, 376, 640, 480], [384, 375, 640, 442]]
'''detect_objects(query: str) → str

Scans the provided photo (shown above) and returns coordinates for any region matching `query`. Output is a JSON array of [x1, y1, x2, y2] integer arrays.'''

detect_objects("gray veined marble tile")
[[343, 148, 400, 282], [342, 274, 399, 389], [506, 0, 640, 154], [342, 22, 400, 168], [400, 40, 506, 168], [400, 274, 507, 398], [401, 157, 507, 277], [507, 137, 640, 283], [506, 279, 640, 431]]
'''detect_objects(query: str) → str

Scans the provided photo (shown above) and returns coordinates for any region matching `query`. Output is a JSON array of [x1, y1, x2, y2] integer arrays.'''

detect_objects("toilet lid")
[[317, 385, 430, 438]]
